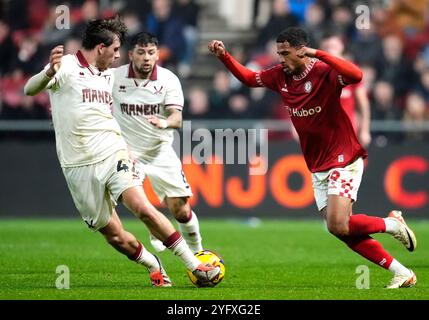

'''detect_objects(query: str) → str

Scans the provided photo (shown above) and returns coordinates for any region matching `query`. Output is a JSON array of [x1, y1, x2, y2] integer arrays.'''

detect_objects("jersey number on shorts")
[[117, 160, 130, 173]]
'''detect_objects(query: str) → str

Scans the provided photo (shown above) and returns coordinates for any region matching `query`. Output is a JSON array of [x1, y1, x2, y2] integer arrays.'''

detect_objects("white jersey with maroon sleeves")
[[112, 64, 184, 159], [46, 50, 127, 168]]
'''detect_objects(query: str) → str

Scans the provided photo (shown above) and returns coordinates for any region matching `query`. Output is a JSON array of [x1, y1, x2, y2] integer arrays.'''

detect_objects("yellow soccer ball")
[[187, 250, 226, 287]]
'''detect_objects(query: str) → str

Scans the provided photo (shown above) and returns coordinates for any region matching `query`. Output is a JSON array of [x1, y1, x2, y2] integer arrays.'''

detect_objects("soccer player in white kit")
[[23, 17, 219, 287], [112, 32, 203, 254]]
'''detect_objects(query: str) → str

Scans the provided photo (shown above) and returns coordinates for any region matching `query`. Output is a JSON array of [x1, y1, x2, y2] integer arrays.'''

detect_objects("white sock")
[[178, 211, 203, 253], [388, 259, 411, 276], [168, 237, 200, 271], [384, 218, 400, 234], [135, 247, 159, 273]]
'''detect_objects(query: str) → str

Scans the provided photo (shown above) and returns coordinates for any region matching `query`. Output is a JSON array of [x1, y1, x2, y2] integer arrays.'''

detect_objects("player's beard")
[[135, 63, 153, 78]]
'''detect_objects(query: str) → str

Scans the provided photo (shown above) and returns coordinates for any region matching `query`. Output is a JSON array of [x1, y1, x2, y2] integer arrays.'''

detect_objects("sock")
[[127, 241, 159, 272], [163, 231, 200, 271], [388, 259, 411, 276], [178, 211, 203, 253], [348, 214, 386, 236], [384, 218, 400, 234], [342, 235, 393, 269]]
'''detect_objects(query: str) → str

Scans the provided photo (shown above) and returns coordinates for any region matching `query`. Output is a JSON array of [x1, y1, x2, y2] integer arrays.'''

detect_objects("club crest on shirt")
[[153, 86, 163, 95], [304, 81, 312, 93]]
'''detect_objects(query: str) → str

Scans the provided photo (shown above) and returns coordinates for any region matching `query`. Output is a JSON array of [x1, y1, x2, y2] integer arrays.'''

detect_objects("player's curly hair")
[[276, 27, 308, 47], [82, 16, 127, 49]]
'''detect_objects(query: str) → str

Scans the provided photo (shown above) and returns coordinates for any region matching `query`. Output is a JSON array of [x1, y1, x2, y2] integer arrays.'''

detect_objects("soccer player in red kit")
[[208, 27, 417, 288]]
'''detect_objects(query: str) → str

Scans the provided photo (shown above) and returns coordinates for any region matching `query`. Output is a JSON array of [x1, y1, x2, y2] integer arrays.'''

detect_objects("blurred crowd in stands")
[[1, 0, 429, 144]]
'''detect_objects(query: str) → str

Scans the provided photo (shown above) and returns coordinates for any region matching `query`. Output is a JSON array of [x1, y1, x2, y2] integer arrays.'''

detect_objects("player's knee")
[[174, 207, 191, 223], [327, 222, 349, 237]]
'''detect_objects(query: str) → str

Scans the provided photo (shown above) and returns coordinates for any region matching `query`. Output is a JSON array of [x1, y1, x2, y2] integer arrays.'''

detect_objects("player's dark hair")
[[276, 27, 308, 47], [129, 31, 159, 50], [82, 16, 127, 50]]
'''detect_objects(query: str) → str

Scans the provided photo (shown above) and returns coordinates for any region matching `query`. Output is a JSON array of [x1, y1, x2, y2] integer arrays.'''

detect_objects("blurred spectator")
[[209, 70, 232, 118], [371, 81, 401, 121], [328, 4, 354, 39], [70, 0, 99, 39], [375, 34, 417, 97], [146, 0, 186, 69], [303, 2, 328, 47], [13, 35, 45, 75], [256, 0, 299, 51], [184, 86, 211, 119], [371, 80, 402, 145], [2, 0, 29, 30], [0, 69, 49, 119], [120, 9, 143, 41], [173, 0, 200, 78], [227, 93, 252, 118], [288, 0, 314, 23], [350, 28, 383, 66], [117, 0, 151, 25], [0, 19, 16, 75], [249, 86, 283, 120], [386, 0, 428, 37], [402, 92, 429, 141]]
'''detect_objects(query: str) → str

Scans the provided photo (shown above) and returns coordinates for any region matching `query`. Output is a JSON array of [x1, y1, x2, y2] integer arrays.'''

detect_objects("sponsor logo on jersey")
[[286, 105, 321, 117], [120, 103, 161, 116], [82, 89, 112, 104]]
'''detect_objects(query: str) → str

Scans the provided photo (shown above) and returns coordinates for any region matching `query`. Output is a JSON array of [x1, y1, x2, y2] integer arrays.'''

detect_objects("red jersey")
[[256, 59, 367, 173]]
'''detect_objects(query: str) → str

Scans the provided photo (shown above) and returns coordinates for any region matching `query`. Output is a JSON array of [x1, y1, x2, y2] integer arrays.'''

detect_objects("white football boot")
[[386, 210, 417, 252], [386, 269, 417, 289]]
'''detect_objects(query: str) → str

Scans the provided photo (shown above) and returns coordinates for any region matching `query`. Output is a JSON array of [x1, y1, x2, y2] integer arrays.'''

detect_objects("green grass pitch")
[[0, 218, 428, 300]]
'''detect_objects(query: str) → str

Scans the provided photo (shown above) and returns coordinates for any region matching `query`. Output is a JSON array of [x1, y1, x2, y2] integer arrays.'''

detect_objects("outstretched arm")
[[24, 45, 63, 96], [297, 47, 363, 84], [208, 40, 260, 87]]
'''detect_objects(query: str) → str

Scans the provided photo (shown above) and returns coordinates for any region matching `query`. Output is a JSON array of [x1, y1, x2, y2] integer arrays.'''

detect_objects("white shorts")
[[312, 157, 364, 211], [62, 150, 142, 231], [137, 146, 192, 203]]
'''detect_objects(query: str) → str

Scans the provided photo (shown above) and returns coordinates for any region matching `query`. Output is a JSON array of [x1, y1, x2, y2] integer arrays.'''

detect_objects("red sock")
[[342, 235, 393, 269], [348, 214, 386, 236]]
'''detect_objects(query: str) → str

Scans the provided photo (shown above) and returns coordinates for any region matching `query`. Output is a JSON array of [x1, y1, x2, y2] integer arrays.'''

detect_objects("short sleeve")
[[165, 73, 184, 111]]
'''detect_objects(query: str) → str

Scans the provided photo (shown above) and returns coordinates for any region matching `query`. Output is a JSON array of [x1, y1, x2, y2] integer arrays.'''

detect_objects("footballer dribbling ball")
[[187, 250, 225, 287]]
